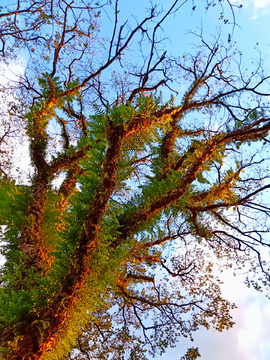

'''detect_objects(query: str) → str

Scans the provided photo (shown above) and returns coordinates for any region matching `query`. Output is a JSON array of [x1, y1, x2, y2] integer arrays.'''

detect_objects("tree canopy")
[[0, 1, 270, 359]]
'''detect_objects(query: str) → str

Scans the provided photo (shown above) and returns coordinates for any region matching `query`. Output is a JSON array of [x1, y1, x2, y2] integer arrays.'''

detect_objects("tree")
[[0, 1, 270, 359], [180, 347, 201, 360]]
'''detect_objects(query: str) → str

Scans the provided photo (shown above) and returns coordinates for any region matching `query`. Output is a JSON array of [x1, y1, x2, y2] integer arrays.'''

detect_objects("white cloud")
[[155, 268, 270, 360], [252, 0, 270, 8], [237, 0, 270, 8], [237, 300, 270, 359], [234, 0, 270, 18]]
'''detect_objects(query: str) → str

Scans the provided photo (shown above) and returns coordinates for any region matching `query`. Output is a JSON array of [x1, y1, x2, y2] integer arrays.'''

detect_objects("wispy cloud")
[[236, 0, 270, 9], [160, 271, 270, 360], [237, 0, 270, 18], [251, 0, 270, 9], [236, 297, 270, 360]]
